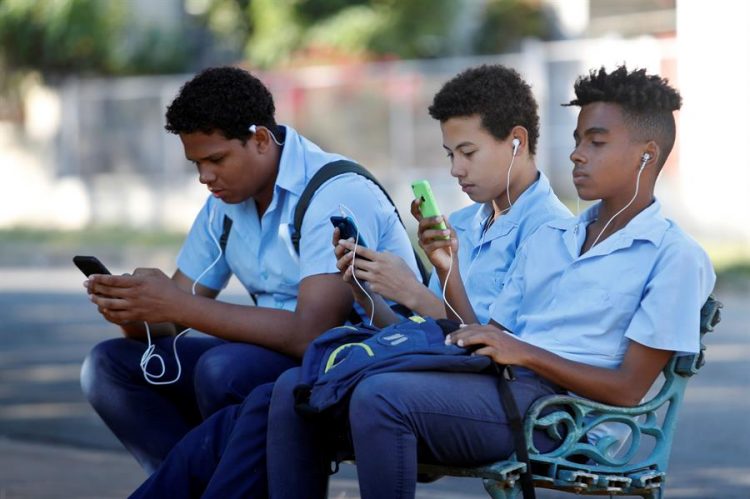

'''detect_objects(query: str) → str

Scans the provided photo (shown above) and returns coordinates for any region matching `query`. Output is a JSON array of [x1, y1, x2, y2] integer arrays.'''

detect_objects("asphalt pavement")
[[1, 267, 748, 498]]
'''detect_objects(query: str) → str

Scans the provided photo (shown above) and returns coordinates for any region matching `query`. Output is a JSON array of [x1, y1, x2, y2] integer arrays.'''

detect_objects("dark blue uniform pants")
[[267, 368, 564, 499], [80, 334, 297, 474], [129, 382, 275, 498]]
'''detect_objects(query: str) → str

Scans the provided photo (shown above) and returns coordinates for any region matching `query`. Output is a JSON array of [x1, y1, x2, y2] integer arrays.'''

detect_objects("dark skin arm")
[[447, 323, 673, 406], [88, 269, 353, 358], [84, 269, 216, 339]]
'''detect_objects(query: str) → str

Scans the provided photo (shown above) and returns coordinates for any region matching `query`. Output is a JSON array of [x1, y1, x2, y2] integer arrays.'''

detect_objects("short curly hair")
[[566, 66, 682, 168], [165, 66, 277, 142], [428, 65, 540, 155]]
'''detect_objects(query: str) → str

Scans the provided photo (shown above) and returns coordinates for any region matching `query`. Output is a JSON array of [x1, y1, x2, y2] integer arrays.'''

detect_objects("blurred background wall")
[[1, 0, 747, 250]]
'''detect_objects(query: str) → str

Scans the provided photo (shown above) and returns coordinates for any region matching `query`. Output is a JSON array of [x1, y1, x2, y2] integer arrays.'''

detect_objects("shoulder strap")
[[495, 364, 536, 499], [292, 159, 429, 285], [219, 215, 233, 253]]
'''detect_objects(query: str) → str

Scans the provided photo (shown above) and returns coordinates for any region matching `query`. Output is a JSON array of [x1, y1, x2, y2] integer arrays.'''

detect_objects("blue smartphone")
[[330, 216, 367, 248]]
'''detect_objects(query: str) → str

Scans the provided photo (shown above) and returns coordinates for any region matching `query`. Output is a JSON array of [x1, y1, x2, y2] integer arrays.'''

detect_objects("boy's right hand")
[[332, 228, 372, 302], [410, 198, 458, 272]]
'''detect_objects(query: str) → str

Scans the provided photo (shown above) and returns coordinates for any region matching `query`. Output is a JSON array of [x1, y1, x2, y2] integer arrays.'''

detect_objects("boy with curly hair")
[[80, 66, 421, 475], [333, 64, 570, 326]]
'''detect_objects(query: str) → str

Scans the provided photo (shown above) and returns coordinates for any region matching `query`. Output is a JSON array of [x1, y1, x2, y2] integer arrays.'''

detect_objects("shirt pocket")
[[558, 286, 640, 358]]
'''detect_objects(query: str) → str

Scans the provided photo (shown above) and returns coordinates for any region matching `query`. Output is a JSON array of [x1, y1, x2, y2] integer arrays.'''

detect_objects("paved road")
[[1, 268, 748, 498]]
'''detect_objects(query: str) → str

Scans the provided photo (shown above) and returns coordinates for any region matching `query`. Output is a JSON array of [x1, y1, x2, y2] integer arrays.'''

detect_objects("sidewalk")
[[1, 268, 749, 498], [0, 438, 490, 499]]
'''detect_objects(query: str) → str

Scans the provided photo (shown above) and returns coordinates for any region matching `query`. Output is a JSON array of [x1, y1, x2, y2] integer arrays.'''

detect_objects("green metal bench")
[[418, 296, 722, 499]]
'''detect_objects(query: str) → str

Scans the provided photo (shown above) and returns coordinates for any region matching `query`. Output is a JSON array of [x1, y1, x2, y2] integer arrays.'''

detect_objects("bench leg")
[[482, 478, 521, 499], [638, 489, 663, 499]]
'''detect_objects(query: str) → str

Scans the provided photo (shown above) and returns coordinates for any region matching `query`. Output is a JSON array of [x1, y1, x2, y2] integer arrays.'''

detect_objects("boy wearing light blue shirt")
[[426, 170, 567, 324], [334, 65, 570, 326], [266, 66, 716, 499], [80, 67, 420, 477]]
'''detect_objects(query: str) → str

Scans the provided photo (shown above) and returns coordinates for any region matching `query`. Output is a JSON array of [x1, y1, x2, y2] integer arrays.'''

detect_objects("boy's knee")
[[349, 374, 405, 426], [80, 338, 131, 399]]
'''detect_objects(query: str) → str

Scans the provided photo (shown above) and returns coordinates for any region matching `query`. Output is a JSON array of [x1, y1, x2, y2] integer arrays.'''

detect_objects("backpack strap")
[[495, 363, 536, 499], [218, 215, 259, 305], [219, 215, 233, 253], [291, 160, 429, 285]]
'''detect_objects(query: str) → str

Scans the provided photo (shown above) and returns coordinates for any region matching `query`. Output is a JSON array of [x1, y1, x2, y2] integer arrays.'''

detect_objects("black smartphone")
[[73, 255, 112, 277], [330, 216, 367, 248]]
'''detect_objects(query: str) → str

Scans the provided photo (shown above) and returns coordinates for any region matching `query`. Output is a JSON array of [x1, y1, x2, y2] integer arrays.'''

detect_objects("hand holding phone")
[[73, 255, 112, 277], [411, 180, 449, 238], [330, 216, 367, 248]]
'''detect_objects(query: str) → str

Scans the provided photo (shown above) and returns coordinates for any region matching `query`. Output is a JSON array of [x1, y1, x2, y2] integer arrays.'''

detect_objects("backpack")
[[293, 316, 492, 418], [294, 316, 537, 498]]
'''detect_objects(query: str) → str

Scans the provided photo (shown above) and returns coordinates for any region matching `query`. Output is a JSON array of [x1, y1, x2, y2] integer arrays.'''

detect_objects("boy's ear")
[[247, 126, 272, 153], [509, 125, 529, 154], [640, 141, 659, 169]]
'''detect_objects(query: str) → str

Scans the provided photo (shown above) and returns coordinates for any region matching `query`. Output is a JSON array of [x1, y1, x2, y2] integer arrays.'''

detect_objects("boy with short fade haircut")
[[276, 66, 715, 499]]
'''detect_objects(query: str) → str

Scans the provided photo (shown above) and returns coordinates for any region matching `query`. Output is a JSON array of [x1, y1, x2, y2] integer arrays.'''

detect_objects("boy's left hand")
[[445, 324, 531, 366]]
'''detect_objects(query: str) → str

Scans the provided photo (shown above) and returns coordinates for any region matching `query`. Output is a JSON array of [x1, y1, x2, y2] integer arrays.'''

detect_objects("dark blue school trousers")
[[267, 367, 564, 499], [80, 334, 298, 474], [129, 382, 275, 498]]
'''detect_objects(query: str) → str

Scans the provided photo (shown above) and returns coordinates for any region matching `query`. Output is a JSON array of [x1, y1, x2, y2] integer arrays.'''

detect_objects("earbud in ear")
[[511, 138, 520, 156], [249, 124, 257, 134], [639, 152, 651, 170]]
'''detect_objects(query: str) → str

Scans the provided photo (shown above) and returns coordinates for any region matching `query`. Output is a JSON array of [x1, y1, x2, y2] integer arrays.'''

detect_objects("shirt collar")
[[273, 125, 307, 197], [452, 170, 550, 233], [552, 199, 670, 258]]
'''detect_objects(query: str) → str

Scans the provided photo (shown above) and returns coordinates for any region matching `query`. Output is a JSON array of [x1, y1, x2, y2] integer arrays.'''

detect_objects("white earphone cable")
[[442, 246, 465, 324], [591, 163, 645, 248], [139, 206, 223, 385], [249, 124, 285, 146], [337, 204, 376, 326]]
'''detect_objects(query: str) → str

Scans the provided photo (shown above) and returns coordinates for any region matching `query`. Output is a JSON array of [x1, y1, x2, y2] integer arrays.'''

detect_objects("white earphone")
[[512, 137, 520, 157], [640, 152, 651, 170], [248, 124, 285, 146]]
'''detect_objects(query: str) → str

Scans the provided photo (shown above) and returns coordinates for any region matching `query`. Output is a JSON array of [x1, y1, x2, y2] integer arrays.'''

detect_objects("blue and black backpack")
[[293, 316, 492, 418]]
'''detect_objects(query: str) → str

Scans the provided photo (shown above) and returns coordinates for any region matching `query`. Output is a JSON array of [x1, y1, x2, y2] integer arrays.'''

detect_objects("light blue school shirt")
[[177, 125, 420, 312], [428, 172, 570, 324], [490, 199, 716, 369]]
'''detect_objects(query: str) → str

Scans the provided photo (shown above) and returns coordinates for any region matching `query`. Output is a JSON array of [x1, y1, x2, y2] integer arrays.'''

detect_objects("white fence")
[[4, 32, 748, 246]]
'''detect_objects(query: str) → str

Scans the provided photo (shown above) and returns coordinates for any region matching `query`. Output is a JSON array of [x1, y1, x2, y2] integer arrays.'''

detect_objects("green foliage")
[[0, 0, 199, 78], [245, 0, 302, 67], [200, 0, 252, 54], [0, 0, 552, 75], [0, 0, 125, 76], [240, 0, 549, 68], [368, 0, 460, 59], [304, 5, 384, 56], [474, 0, 549, 54], [296, 0, 370, 24]]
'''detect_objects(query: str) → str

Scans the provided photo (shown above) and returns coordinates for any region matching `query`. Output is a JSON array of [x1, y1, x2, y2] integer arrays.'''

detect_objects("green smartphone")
[[411, 179, 449, 237]]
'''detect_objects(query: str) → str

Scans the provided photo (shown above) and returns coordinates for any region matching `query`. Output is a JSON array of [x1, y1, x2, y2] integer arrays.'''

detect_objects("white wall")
[[677, 0, 750, 244]]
